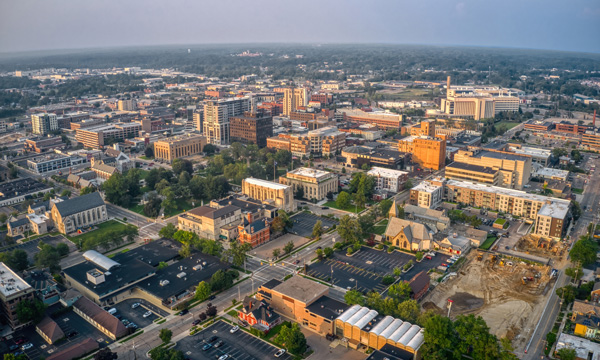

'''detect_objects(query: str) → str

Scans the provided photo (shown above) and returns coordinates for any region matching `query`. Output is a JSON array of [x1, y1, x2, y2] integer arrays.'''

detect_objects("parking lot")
[[306, 246, 451, 294], [175, 320, 292, 360], [290, 212, 338, 238], [112, 298, 168, 328]]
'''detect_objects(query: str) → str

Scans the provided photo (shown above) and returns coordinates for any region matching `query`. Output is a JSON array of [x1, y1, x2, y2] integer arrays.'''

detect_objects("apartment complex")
[[50, 192, 108, 234], [229, 111, 273, 147], [266, 127, 346, 158], [582, 131, 600, 152], [398, 136, 446, 170], [444, 179, 570, 239], [0, 262, 35, 330], [453, 148, 532, 190], [75, 123, 141, 149], [266, 136, 292, 152], [445, 162, 500, 186], [283, 87, 309, 116], [367, 167, 409, 193], [409, 181, 444, 209], [203, 97, 251, 145], [279, 167, 338, 201], [153, 134, 207, 162], [241, 178, 296, 212], [117, 99, 136, 111], [178, 205, 242, 241], [31, 113, 58, 135], [409, 120, 435, 137], [336, 109, 403, 130]]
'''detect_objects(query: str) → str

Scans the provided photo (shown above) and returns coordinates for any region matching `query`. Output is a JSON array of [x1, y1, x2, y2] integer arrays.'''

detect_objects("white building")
[[410, 181, 444, 209], [367, 167, 409, 193], [31, 113, 58, 135]]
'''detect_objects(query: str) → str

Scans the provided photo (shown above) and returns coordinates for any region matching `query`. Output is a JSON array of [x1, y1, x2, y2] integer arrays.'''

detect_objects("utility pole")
[[447, 299, 453, 318]]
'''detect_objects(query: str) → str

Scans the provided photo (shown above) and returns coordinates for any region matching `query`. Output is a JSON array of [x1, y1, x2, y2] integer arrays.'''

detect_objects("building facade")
[[50, 192, 108, 234], [367, 167, 408, 193], [398, 136, 446, 170], [283, 87, 309, 116], [229, 111, 273, 147], [31, 113, 58, 135], [409, 181, 444, 209], [203, 97, 251, 145], [0, 263, 35, 330], [279, 168, 338, 201], [153, 134, 207, 162], [241, 178, 295, 212], [75, 123, 141, 149], [178, 205, 242, 241], [444, 162, 500, 186]]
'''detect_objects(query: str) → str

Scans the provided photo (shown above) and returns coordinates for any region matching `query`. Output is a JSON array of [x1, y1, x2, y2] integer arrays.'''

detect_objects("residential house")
[[435, 234, 471, 255], [238, 296, 282, 331]]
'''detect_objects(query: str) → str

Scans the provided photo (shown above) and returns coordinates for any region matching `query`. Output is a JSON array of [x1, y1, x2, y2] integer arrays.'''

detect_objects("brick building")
[[230, 111, 273, 147]]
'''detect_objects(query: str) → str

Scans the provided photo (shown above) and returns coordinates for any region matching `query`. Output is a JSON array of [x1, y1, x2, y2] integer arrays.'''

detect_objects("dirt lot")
[[515, 234, 569, 259], [422, 252, 555, 351]]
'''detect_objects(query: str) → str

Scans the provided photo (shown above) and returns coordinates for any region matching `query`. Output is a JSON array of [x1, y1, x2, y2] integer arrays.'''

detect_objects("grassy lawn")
[[323, 200, 365, 214], [572, 188, 583, 194], [138, 156, 153, 160], [497, 121, 520, 130], [163, 198, 196, 218], [479, 236, 497, 250], [373, 219, 389, 235], [68, 220, 133, 244], [138, 169, 150, 180]]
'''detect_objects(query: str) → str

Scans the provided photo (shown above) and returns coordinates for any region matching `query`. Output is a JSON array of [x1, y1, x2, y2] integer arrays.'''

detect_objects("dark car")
[[9, 345, 18, 351], [321, 207, 329, 210], [67, 331, 78, 338], [202, 343, 212, 351], [15, 338, 27, 345], [208, 336, 218, 343], [208, 295, 216, 300], [179, 309, 189, 316], [192, 319, 202, 326]]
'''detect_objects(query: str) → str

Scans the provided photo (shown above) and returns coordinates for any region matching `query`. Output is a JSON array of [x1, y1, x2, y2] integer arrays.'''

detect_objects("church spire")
[[389, 198, 398, 218]]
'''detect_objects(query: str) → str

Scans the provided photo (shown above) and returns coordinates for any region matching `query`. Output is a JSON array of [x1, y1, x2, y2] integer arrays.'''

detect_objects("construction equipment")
[[477, 253, 483, 261]]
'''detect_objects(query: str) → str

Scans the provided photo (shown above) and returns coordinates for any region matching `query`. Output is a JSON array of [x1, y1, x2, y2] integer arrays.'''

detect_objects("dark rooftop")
[[306, 295, 349, 321], [366, 344, 414, 360], [214, 196, 277, 212], [261, 279, 282, 290], [371, 149, 407, 159], [0, 178, 51, 201], [480, 150, 529, 161], [111, 238, 180, 267], [53, 192, 105, 217], [446, 161, 497, 174], [187, 204, 239, 219]]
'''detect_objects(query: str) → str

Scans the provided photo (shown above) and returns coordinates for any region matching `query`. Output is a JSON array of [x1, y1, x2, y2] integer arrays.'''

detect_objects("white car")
[[131, 303, 141, 309], [143, 311, 152, 318], [230, 325, 239, 333], [218, 355, 229, 360], [22, 343, 33, 350], [275, 349, 286, 358]]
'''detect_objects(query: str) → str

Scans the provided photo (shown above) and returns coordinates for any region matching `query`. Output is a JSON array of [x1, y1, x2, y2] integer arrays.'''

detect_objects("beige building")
[[445, 162, 500, 186], [75, 123, 141, 149], [31, 113, 58, 135], [241, 178, 296, 212], [203, 97, 251, 145], [50, 192, 108, 234], [283, 87, 309, 116], [0, 262, 35, 330], [153, 134, 207, 162], [439, 80, 519, 120], [117, 99, 136, 111], [409, 180, 444, 209], [306, 126, 346, 157], [453, 148, 532, 190], [178, 205, 242, 241], [279, 167, 338, 201]]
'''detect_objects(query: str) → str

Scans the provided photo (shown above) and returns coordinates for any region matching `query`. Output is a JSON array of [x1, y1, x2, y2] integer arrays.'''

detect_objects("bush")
[[382, 275, 395, 285], [387, 246, 396, 253]]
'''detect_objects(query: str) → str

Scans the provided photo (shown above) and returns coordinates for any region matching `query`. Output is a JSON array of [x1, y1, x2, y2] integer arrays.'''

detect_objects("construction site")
[[422, 251, 557, 352], [515, 233, 570, 260]]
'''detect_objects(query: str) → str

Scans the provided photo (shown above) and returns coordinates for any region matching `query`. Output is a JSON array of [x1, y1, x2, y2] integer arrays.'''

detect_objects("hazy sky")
[[1, 0, 599, 54]]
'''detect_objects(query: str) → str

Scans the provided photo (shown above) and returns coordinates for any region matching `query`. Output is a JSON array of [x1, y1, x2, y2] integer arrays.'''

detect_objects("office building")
[[444, 179, 570, 239], [283, 87, 309, 116], [241, 178, 296, 212], [367, 167, 409, 193], [24, 136, 65, 153], [398, 136, 446, 170], [445, 162, 500, 186], [0, 262, 35, 330], [307, 126, 346, 157], [50, 192, 108, 234], [409, 120, 435, 137], [27, 153, 85, 174], [178, 205, 242, 241], [266, 136, 292, 152], [524, 120, 554, 132], [336, 109, 404, 130], [555, 121, 589, 135], [75, 123, 141, 149], [507, 144, 551, 166], [279, 167, 338, 201], [203, 97, 251, 145], [117, 99, 136, 111], [230, 111, 273, 147], [153, 134, 207, 162], [582, 131, 600, 152], [31, 113, 58, 135], [409, 180, 444, 209], [453, 148, 532, 190], [193, 109, 204, 133]]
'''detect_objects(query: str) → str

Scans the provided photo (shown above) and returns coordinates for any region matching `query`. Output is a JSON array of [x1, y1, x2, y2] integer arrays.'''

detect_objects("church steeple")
[[389, 198, 398, 218]]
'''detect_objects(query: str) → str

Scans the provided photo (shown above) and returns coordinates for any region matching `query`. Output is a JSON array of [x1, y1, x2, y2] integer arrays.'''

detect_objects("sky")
[[1, 0, 599, 54]]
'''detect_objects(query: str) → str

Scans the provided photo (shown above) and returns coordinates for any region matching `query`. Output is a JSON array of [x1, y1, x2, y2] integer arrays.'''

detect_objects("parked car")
[[127, 323, 138, 329], [425, 255, 432, 260], [202, 343, 212, 351], [179, 309, 189, 316], [21, 343, 33, 350], [9, 345, 18, 351], [230, 326, 239, 333], [143, 311, 152, 318], [208, 336, 218, 343], [321, 207, 329, 210], [218, 355, 229, 360], [192, 319, 202, 326], [274, 349, 286, 358], [208, 295, 216, 300], [15, 338, 27, 345], [115, 314, 122, 320], [214, 340, 224, 348], [131, 303, 141, 309], [67, 331, 78, 338]]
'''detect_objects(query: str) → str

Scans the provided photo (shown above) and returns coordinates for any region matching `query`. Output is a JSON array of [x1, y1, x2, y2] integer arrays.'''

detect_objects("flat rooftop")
[[534, 167, 570, 178], [479, 150, 529, 162], [0, 178, 51, 200], [446, 162, 497, 174], [0, 262, 32, 297], [271, 275, 328, 304], [287, 167, 335, 180], [305, 295, 349, 321], [367, 167, 409, 178], [411, 181, 442, 194], [243, 177, 289, 191]]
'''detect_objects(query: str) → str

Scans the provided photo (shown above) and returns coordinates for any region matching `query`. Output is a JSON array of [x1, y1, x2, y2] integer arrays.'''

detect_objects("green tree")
[[16, 299, 46, 324], [56, 243, 69, 256], [379, 199, 393, 217], [312, 220, 323, 239], [336, 191, 351, 209], [337, 215, 361, 243], [353, 190, 366, 209], [159, 328, 173, 344], [294, 186, 304, 199], [144, 146, 154, 158], [60, 189, 71, 197], [344, 289, 365, 306], [283, 241, 295, 254], [210, 269, 233, 291], [272, 248, 281, 259], [396, 300, 420, 323], [570, 236, 599, 266], [172, 159, 193, 175], [556, 347, 577, 360], [157, 262, 168, 271], [421, 314, 456, 360], [159, 223, 178, 239], [571, 200, 582, 221], [161, 190, 177, 216], [397, 205, 405, 219], [271, 217, 286, 233], [80, 186, 96, 195], [195, 281, 211, 301], [0, 213, 7, 224], [278, 322, 307, 355], [388, 282, 412, 302], [556, 285, 576, 304], [323, 247, 333, 258], [565, 266, 583, 281], [149, 347, 185, 360], [34, 243, 61, 273], [173, 230, 200, 245]]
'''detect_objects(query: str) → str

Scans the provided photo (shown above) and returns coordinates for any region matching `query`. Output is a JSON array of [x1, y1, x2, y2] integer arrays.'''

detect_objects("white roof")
[[369, 316, 394, 336], [288, 167, 335, 180], [398, 325, 422, 346], [0, 262, 32, 297], [411, 181, 443, 194], [378, 319, 403, 339], [367, 167, 409, 179], [243, 178, 289, 190], [406, 330, 425, 350], [83, 250, 120, 271], [556, 333, 600, 360], [346, 307, 370, 326], [336, 304, 361, 323], [389, 321, 412, 342], [354, 309, 379, 329], [534, 167, 569, 179]]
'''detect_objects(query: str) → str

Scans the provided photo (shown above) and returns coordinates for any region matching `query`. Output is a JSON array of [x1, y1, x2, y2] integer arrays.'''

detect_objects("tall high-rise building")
[[230, 110, 273, 147], [31, 113, 58, 135], [283, 87, 308, 116], [203, 97, 251, 145]]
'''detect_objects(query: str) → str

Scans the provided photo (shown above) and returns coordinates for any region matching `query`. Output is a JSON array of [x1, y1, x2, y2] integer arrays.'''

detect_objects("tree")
[[94, 348, 118, 360], [60, 189, 71, 197], [353, 190, 366, 209], [337, 215, 361, 243], [172, 159, 193, 175], [283, 241, 294, 254], [0, 249, 29, 271], [278, 322, 307, 355], [323, 247, 333, 258], [0, 213, 7, 224], [556, 347, 577, 360], [149, 347, 185, 360], [379, 199, 393, 217], [210, 269, 233, 291], [271, 217, 286, 233], [161, 190, 177, 216], [565, 266, 583, 281], [144, 146, 154, 158], [56, 243, 69, 257], [312, 220, 323, 239], [389, 282, 412, 301], [34, 243, 61, 273], [294, 186, 304, 200], [570, 236, 599, 266], [404, 178, 413, 190], [272, 248, 281, 259], [157, 261, 168, 271], [556, 285, 577, 304], [144, 192, 162, 218], [179, 243, 191, 258], [16, 299, 46, 324], [159, 328, 173, 344], [396, 300, 420, 323], [571, 200, 582, 221], [344, 289, 365, 306], [195, 281, 211, 301], [159, 223, 177, 239], [397, 206, 405, 219], [205, 303, 218, 317], [336, 191, 351, 209], [80, 186, 96, 195], [421, 314, 456, 360]]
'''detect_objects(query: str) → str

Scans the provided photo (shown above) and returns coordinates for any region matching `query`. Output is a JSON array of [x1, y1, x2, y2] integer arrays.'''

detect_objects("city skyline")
[[1, 0, 599, 54]]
